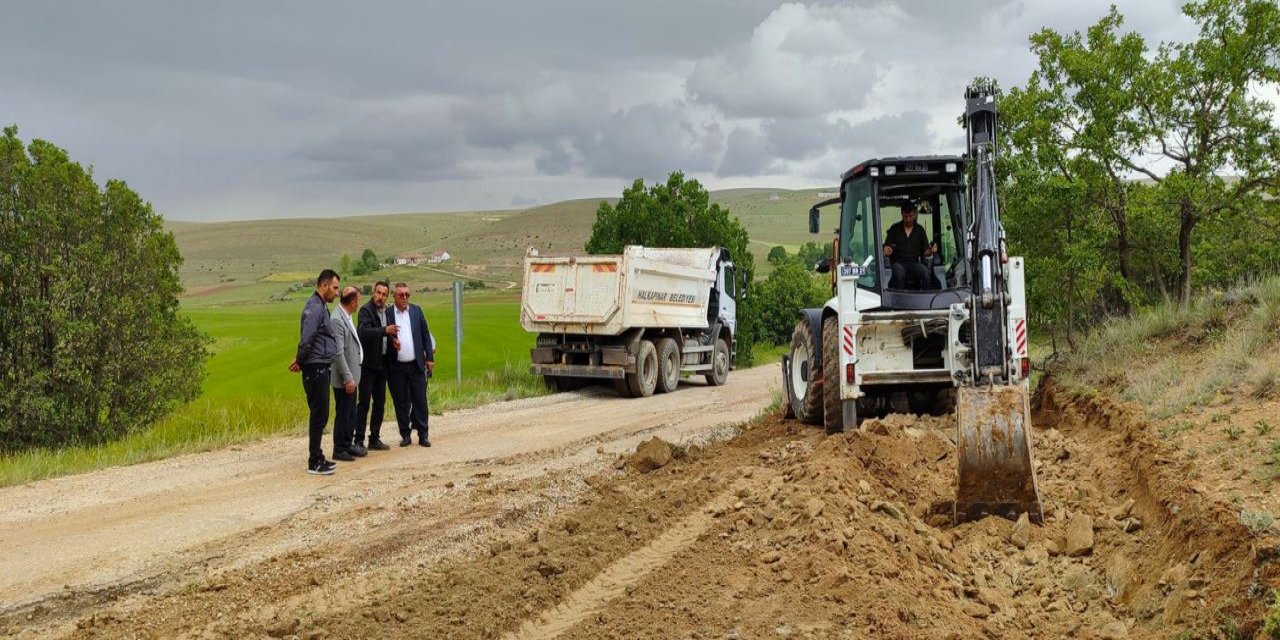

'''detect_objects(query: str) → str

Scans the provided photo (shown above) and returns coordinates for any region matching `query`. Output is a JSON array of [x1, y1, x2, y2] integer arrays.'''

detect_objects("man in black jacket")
[[386, 282, 435, 447], [355, 281, 398, 452], [289, 269, 341, 475], [882, 202, 938, 289]]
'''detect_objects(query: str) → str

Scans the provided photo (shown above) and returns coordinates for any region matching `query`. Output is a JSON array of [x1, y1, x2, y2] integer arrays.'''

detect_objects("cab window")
[[840, 177, 878, 289]]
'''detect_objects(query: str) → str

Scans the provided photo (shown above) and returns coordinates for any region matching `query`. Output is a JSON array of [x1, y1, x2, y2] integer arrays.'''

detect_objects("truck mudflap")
[[529, 363, 625, 380], [955, 385, 1044, 524]]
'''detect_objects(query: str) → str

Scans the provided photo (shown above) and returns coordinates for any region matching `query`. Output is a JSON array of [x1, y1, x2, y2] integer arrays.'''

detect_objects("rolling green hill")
[[169, 187, 835, 305]]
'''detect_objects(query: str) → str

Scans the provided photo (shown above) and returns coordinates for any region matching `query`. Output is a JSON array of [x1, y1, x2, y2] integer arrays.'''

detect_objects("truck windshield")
[[840, 177, 878, 289]]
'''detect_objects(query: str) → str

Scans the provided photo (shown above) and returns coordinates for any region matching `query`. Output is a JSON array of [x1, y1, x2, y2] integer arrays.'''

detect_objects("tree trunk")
[[1176, 201, 1196, 307]]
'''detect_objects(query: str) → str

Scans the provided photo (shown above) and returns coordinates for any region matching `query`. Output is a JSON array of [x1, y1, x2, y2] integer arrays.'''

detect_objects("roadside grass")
[[1056, 275, 1280, 405]]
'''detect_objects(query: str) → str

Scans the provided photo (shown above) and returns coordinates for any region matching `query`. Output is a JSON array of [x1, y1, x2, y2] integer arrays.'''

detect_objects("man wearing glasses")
[[385, 282, 436, 447]]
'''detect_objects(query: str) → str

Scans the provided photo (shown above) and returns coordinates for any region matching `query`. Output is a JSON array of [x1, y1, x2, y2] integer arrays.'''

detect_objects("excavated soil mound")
[[58, 382, 1278, 639]]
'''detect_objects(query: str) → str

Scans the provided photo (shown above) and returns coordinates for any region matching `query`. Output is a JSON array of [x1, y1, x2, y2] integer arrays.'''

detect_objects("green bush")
[[0, 127, 209, 452]]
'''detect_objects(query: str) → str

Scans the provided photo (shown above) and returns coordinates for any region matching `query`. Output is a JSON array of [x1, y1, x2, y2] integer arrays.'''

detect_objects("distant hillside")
[[168, 187, 835, 302]]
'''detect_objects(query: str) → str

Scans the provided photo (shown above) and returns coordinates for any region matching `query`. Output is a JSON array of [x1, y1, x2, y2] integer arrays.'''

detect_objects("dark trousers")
[[387, 360, 429, 440], [889, 260, 930, 289], [356, 365, 388, 443], [300, 364, 331, 465], [333, 386, 356, 454]]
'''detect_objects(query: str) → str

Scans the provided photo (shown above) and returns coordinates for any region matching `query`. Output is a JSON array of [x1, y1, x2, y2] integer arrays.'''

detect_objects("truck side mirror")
[[815, 258, 832, 274], [809, 207, 820, 234]]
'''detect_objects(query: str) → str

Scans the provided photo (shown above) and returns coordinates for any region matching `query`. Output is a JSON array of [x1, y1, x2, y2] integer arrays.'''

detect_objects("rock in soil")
[[629, 437, 674, 473], [1066, 514, 1094, 557]]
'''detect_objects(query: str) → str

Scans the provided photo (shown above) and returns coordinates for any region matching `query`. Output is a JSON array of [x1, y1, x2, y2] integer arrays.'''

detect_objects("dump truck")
[[783, 84, 1043, 524], [521, 245, 745, 397]]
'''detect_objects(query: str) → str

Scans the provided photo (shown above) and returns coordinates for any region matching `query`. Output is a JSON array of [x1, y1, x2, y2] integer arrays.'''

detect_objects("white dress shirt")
[[394, 305, 416, 362]]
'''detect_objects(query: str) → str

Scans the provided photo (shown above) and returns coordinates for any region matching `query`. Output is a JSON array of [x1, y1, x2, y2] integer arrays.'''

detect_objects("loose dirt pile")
[[26, 377, 1280, 639]]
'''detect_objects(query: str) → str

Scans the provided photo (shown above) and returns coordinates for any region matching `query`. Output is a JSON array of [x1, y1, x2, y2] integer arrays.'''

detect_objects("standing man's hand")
[[288, 359, 300, 373], [427, 360, 435, 374], [345, 380, 356, 395], [385, 324, 399, 336], [391, 338, 401, 352]]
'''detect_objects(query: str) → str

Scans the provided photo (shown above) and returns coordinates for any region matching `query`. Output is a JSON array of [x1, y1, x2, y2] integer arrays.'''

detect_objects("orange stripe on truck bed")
[[592, 264, 618, 272], [530, 264, 555, 272]]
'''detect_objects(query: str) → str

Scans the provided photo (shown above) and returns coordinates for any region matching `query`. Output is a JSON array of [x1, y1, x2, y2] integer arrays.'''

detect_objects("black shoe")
[[419, 439, 431, 447], [333, 450, 356, 462], [399, 437, 412, 447], [307, 460, 336, 475], [368, 439, 390, 451], [350, 445, 368, 457]]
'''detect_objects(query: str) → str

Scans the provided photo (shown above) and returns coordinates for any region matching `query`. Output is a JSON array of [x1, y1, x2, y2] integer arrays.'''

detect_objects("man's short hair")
[[902, 202, 917, 214], [394, 282, 409, 290], [374, 280, 390, 292], [317, 269, 340, 286], [340, 287, 359, 305]]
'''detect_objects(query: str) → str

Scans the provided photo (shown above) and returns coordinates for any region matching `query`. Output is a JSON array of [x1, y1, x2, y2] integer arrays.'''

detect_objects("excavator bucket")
[[955, 385, 1043, 524]]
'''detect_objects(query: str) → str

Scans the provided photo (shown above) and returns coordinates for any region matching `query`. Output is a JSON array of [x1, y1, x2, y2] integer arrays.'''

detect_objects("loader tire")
[[704, 338, 730, 387], [656, 337, 680, 394], [788, 320, 823, 425], [626, 339, 659, 398], [822, 315, 846, 434]]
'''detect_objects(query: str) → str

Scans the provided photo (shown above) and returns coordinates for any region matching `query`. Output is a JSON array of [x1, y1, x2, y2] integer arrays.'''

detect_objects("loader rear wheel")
[[788, 320, 823, 425], [822, 315, 846, 434], [705, 338, 729, 387], [655, 338, 680, 394], [626, 339, 659, 398]]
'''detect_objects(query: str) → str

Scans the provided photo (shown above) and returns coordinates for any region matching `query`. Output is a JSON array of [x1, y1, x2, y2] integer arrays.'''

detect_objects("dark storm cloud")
[[0, 0, 1195, 219]]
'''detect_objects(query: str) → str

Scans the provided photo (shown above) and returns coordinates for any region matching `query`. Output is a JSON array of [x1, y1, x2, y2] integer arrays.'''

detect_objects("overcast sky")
[[1, 1, 1199, 221]]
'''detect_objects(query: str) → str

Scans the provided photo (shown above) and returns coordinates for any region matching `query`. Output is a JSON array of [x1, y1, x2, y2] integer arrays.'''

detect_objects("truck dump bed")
[[521, 246, 719, 336]]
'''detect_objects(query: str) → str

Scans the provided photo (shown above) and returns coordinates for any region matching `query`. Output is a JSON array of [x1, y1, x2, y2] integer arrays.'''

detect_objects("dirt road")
[[0, 366, 778, 636], [6, 367, 1273, 638]]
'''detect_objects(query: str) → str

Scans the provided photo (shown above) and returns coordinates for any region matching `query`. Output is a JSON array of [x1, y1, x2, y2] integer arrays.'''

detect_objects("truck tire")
[[626, 339, 659, 397], [655, 337, 680, 394], [705, 338, 729, 387], [822, 315, 846, 434], [788, 320, 822, 425]]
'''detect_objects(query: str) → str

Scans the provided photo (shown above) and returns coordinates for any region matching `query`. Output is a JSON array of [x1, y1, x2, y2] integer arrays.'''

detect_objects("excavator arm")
[[954, 83, 1044, 524]]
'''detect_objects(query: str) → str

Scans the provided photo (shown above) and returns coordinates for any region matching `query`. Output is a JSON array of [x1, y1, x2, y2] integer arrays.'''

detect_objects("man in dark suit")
[[356, 281, 397, 452], [385, 282, 435, 447]]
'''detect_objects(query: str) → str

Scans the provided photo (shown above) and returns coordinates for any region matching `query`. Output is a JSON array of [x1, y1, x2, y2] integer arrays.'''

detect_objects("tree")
[[746, 263, 830, 346], [0, 127, 209, 451], [339, 253, 352, 275], [360, 248, 379, 272], [1007, 1, 1280, 308], [767, 245, 788, 266], [586, 171, 757, 362]]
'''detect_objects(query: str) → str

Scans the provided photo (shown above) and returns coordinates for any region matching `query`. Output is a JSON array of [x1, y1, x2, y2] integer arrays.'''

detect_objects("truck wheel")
[[822, 315, 846, 434], [704, 338, 729, 387], [655, 337, 680, 394], [788, 320, 822, 425], [626, 340, 659, 397]]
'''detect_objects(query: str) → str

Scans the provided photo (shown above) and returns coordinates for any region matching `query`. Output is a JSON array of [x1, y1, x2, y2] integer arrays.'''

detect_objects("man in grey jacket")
[[289, 269, 341, 475], [330, 286, 364, 461]]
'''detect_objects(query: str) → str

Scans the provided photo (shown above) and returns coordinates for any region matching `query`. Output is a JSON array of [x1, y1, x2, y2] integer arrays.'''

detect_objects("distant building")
[[429, 250, 451, 264], [817, 191, 838, 199], [769, 193, 780, 201], [395, 253, 425, 266]]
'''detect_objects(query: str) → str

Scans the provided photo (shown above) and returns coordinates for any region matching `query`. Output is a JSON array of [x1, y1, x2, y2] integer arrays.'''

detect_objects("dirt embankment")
[[29, 375, 1277, 640]]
